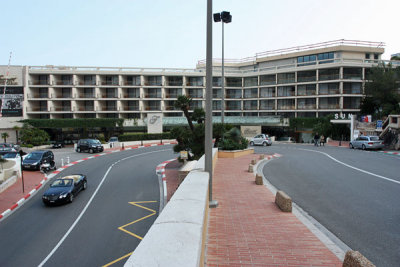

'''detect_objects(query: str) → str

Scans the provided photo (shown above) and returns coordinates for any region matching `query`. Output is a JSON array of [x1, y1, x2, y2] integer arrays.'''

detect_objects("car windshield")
[[50, 179, 73, 187], [88, 140, 101, 144], [3, 152, 18, 159], [25, 153, 42, 160], [369, 136, 380, 141]]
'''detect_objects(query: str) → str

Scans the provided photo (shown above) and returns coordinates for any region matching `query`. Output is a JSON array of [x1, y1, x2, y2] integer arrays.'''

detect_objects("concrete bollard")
[[255, 174, 263, 185], [67, 157, 70, 164], [61, 158, 64, 167], [251, 159, 257, 165], [275, 190, 292, 212], [343, 250, 375, 267], [259, 154, 265, 160], [248, 164, 254, 173], [121, 143, 125, 150]]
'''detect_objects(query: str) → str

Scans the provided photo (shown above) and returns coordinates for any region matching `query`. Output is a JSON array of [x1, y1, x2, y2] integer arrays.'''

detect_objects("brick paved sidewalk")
[[206, 154, 342, 266]]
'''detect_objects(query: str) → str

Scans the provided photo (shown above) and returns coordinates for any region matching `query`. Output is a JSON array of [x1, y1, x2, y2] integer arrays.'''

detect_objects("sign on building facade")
[[147, 113, 163, 133], [240, 126, 261, 137]]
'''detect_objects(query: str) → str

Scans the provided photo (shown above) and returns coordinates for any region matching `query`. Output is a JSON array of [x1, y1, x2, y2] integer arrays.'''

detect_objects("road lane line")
[[38, 149, 171, 267], [299, 148, 400, 185]]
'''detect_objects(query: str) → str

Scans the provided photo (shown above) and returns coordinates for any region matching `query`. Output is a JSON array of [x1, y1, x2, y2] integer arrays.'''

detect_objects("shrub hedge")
[[119, 132, 171, 142]]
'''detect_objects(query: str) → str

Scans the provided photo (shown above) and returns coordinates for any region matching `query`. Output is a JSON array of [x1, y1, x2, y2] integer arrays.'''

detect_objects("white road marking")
[[299, 148, 400, 185], [38, 148, 171, 266]]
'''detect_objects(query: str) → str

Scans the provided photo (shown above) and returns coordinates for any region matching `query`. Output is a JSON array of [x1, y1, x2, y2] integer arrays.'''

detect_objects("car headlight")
[[59, 192, 69, 198], [32, 162, 39, 165], [42, 196, 48, 199]]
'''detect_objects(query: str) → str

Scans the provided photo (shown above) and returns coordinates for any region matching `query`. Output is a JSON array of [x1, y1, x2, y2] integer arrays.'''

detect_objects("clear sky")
[[1, 0, 399, 69]]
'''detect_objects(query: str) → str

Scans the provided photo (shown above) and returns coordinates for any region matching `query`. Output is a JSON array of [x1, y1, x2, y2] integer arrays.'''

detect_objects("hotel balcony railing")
[[343, 105, 360, 109], [225, 106, 242, 110], [167, 81, 183, 86], [186, 82, 204, 87], [318, 104, 340, 109], [297, 76, 316, 82], [51, 107, 72, 111], [260, 81, 276, 86], [77, 81, 97, 85], [277, 105, 295, 110], [259, 106, 274, 110], [55, 81, 73, 85], [297, 104, 317, 110], [213, 94, 222, 98], [77, 94, 95, 98], [277, 78, 295, 84], [144, 94, 162, 98], [144, 106, 161, 111], [123, 106, 140, 111], [243, 106, 258, 110], [319, 74, 339, 81], [212, 106, 221, 110], [343, 75, 362, 80], [123, 81, 141, 86], [27, 94, 49, 99], [259, 94, 275, 98], [101, 81, 119, 86], [277, 93, 296, 97], [98, 94, 118, 98], [243, 94, 258, 99], [123, 94, 140, 98], [30, 80, 49, 85], [343, 89, 361, 94], [187, 94, 203, 98], [165, 94, 179, 98], [74, 106, 95, 111], [244, 82, 258, 87], [213, 82, 222, 87], [226, 94, 242, 99], [26, 107, 48, 112], [318, 90, 340, 95], [144, 82, 162, 86], [297, 91, 316, 96], [97, 107, 118, 111], [51, 94, 72, 98], [225, 82, 242, 87]]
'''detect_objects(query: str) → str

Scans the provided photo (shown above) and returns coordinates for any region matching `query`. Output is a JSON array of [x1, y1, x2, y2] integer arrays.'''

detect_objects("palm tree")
[[13, 125, 21, 143], [1, 132, 9, 143], [174, 95, 194, 132]]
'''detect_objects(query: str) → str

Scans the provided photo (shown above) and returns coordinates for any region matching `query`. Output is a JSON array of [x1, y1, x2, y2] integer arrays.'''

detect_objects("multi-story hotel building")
[[1, 39, 396, 141]]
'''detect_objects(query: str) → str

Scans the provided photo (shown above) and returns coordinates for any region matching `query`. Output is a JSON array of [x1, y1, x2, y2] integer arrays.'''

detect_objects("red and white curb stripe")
[[156, 159, 176, 207], [0, 142, 177, 221], [379, 151, 400, 156]]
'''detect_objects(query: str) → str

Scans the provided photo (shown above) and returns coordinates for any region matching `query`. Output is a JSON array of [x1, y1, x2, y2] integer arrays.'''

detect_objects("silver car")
[[349, 136, 384, 150], [250, 134, 272, 146]]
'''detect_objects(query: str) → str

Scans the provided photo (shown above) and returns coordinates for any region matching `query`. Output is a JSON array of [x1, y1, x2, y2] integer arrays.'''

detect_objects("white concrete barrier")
[[124, 171, 209, 267]]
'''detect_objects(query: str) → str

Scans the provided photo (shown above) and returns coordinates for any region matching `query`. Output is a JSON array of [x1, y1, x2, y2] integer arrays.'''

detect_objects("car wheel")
[[250, 141, 254, 146], [362, 144, 366, 150], [89, 148, 94, 154], [263, 142, 267, 146], [349, 143, 354, 149], [83, 181, 87, 190], [77, 147, 81, 153], [69, 194, 74, 203]]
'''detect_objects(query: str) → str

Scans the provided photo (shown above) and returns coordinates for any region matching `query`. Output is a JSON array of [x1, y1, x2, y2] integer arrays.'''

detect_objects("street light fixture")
[[213, 11, 232, 124]]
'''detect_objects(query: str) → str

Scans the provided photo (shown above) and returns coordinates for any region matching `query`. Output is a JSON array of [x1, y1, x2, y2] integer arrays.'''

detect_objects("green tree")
[[361, 64, 400, 119], [20, 124, 50, 146], [174, 95, 194, 131], [1, 132, 9, 143]]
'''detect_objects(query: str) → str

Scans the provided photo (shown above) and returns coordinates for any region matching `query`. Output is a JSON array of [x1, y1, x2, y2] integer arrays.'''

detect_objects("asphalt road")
[[256, 143, 400, 267], [0, 145, 176, 267]]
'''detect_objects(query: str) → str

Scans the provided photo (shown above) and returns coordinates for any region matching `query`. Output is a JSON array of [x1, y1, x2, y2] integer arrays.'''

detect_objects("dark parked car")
[[22, 150, 54, 170], [76, 139, 104, 153], [42, 174, 87, 205], [52, 141, 65, 149]]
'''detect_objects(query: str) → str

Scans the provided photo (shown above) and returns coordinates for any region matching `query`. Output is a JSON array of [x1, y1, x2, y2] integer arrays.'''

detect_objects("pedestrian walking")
[[314, 132, 320, 146], [320, 135, 325, 146]]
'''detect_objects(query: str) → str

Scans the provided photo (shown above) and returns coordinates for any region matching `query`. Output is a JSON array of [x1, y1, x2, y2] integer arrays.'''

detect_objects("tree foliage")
[[360, 64, 400, 119], [1, 132, 9, 143], [20, 125, 50, 146]]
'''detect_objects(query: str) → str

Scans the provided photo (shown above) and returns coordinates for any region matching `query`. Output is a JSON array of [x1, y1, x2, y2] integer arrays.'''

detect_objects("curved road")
[[256, 144, 400, 267], [0, 145, 176, 267]]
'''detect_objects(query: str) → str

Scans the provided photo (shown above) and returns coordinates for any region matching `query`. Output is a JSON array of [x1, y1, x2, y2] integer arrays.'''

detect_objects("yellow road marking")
[[102, 201, 157, 267]]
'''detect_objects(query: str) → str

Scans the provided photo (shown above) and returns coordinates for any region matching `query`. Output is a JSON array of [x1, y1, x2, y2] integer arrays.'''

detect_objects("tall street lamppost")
[[213, 11, 232, 124]]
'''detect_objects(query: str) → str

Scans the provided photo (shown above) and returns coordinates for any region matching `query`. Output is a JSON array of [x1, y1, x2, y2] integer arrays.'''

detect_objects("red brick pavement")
[[206, 154, 342, 266]]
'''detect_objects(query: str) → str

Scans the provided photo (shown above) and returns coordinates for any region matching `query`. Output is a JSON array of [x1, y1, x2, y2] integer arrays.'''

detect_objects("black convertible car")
[[42, 174, 87, 205]]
